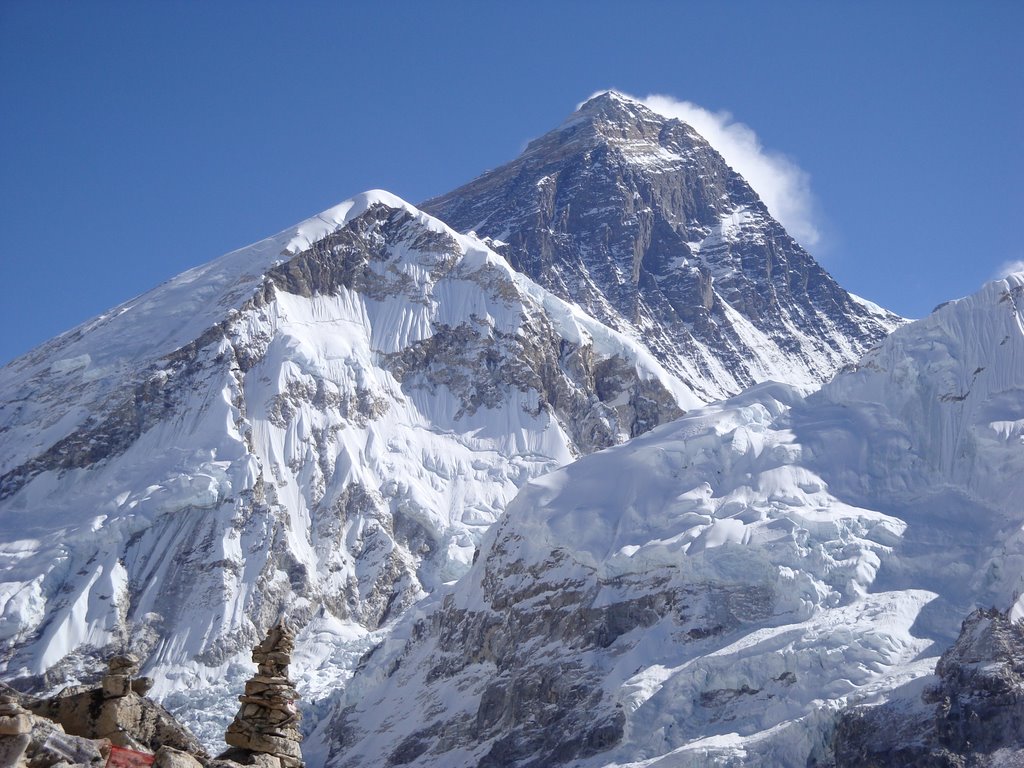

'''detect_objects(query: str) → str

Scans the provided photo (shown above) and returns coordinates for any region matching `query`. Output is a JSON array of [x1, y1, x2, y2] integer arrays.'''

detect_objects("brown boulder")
[[154, 744, 204, 768], [29, 688, 206, 756]]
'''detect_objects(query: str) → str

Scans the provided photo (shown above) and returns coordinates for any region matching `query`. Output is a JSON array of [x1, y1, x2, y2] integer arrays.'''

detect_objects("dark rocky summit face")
[[424, 91, 901, 399]]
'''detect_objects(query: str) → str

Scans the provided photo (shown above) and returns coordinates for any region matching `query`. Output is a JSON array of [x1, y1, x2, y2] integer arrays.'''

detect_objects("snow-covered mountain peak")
[[283, 189, 495, 262], [0, 188, 695, 746], [574, 89, 640, 109], [0, 190, 419, 477], [533, 90, 703, 168], [284, 189, 415, 255], [566, 89, 663, 126], [424, 97, 903, 400]]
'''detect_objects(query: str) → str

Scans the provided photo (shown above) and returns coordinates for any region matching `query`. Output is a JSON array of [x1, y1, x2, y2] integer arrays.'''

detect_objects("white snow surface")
[[0, 191, 699, 748], [324, 273, 1024, 767]]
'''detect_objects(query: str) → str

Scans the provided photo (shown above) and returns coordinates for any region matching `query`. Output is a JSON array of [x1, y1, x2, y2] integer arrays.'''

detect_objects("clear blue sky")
[[1, 1, 1021, 365]]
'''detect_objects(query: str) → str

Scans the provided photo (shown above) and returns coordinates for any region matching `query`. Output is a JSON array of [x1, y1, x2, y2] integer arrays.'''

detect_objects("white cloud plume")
[[994, 259, 1024, 279], [620, 92, 821, 248]]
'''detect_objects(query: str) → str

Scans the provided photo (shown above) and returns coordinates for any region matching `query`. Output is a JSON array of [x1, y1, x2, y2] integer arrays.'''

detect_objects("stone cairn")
[[0, 694, 32, 766], [103, 653, 138, 698], [224, 620, 303, 768]]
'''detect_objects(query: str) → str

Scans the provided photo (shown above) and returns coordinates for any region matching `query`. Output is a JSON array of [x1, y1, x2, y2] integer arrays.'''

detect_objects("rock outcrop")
[[25, 654, 206, 758], [831, 607, 1024, 767], [2, 685, 110, 767], [221, 621, 303, 768]]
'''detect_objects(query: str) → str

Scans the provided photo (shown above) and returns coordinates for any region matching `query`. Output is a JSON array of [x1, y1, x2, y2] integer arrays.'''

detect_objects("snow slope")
[[323, 273, 1024, 767], [0, 191, 695, 746]]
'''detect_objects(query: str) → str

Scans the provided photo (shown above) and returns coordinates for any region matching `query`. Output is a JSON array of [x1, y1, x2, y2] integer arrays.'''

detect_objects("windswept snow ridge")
[[323, 273, 1024, 768]]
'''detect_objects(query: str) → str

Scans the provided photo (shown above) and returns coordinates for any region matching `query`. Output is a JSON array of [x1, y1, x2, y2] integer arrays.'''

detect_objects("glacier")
[[322, 273, 1024, 767]]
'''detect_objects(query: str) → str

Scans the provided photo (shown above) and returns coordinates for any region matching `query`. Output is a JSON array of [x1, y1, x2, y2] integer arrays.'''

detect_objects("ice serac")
[[423, 91, 902, 400], [322, 274, 1024, 767], [0, 191, 693, 746]]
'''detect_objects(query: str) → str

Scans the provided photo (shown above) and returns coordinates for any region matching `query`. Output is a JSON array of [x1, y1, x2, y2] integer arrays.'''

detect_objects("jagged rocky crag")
[[324, 274, 1024, 767], [832, 607, 1024, 767], [424, 92, 902, 400], [0, 191, 694, 744]]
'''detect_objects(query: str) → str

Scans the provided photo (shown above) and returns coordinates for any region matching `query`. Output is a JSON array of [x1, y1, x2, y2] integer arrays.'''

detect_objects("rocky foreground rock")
[[0, 626, 306, 767]]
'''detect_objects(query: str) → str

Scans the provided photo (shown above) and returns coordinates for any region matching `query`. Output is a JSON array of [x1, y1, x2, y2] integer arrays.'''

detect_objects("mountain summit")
[[1, 97, 909, 752], [424, 92, 901, 400]]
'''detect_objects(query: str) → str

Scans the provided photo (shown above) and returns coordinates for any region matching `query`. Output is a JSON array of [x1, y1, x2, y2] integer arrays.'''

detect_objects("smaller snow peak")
[[349, 189, 413, 212], [932, 271, 1024, 321], [1000, 270, 1024, 290]]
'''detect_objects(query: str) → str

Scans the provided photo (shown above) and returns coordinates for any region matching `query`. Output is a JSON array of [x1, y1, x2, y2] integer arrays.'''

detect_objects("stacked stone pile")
[[223, 621, 303, 768], [0, 694, 32, 766]]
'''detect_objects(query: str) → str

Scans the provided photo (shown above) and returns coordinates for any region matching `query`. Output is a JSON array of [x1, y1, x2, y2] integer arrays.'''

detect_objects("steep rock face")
[[0, 192, 694, 746], [322, 274, 1024, 768], [832, 607, 1024, 767], [424, 91, 902, 400]]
